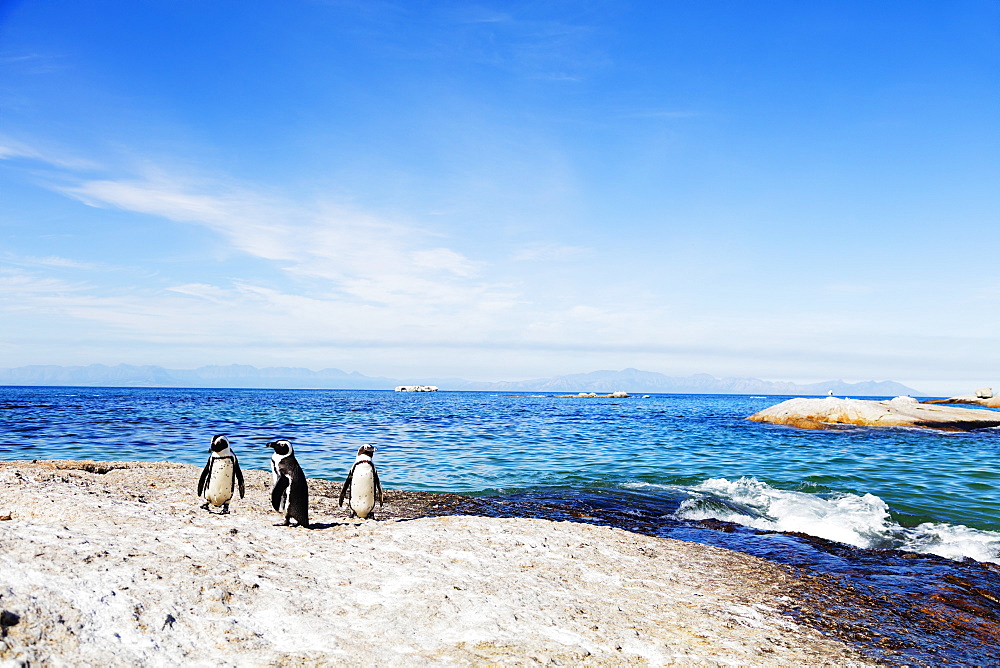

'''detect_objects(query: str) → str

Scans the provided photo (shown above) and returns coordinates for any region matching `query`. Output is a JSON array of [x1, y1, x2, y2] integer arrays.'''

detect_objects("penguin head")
[[266, 439, 293, 456], [210, 435, 230, 453], [357, 444, 376, 457]]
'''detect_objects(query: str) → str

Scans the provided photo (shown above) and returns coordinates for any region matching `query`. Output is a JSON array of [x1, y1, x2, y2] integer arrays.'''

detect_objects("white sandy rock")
[[0, 461, 870, 666], [748, 396, 1000, 431]]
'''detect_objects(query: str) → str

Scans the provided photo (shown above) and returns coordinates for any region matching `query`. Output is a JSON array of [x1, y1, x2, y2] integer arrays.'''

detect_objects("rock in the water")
[[923, 389, 1000, 409], [748, 396, 1000, 431]]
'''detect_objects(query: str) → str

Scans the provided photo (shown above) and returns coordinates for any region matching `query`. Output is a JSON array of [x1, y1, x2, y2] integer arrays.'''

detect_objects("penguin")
[[338, 444, 384, 519], [197, 434, 245, 514], [266, 439, 309, 528]]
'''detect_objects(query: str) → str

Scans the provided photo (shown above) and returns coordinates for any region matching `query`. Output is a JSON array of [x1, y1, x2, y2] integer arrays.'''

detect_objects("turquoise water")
[[2, 386, 998, 562]]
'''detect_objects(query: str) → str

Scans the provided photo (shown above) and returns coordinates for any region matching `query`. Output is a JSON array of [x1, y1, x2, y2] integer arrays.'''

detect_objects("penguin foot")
[[221, 505, 230, 514], [199, 502, 209, 511]]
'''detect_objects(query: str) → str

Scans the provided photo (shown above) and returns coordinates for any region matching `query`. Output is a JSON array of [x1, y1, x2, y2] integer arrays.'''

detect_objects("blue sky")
[[1, 0, 998, 394]]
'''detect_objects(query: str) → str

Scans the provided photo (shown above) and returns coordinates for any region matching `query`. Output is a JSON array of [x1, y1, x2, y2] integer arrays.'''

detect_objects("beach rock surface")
[[0, 460, 870, 666], [747, 396, 1000, 431]]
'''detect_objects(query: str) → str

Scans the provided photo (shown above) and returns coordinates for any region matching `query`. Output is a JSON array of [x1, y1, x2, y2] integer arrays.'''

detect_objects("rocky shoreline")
[[0, 460, 873, 666]]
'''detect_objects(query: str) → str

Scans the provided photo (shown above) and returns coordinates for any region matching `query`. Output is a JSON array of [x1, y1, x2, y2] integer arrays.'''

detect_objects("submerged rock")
[[747, 396, 1000, 431]]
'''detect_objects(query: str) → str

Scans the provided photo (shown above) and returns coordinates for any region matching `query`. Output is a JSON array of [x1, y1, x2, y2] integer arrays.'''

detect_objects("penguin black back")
[[266, 439, 309, 528]]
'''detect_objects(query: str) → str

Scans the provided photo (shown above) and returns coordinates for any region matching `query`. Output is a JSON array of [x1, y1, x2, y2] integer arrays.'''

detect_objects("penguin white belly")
[[205, 459, 234, 506], [350, 464, 376, 519]]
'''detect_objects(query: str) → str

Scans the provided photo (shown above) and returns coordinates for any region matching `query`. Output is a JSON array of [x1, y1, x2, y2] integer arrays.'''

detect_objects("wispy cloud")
[[1, 156, 702, 357], [0, 135, 101, 171], [452, 7, 512, 25], [56, 166, 515, 323], [445, 8, 607, 82], [410, 248, 481, 278], [0, 268, 90, 298], [3, 254, 102, 271], [0, 51, 65, 75], [1, 157, 660, 353], [511, 242, 591, 262]]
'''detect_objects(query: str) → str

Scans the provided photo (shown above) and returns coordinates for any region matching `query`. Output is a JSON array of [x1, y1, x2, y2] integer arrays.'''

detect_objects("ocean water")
[[3, 386, 997, 561], [2, 386, 999, 663]]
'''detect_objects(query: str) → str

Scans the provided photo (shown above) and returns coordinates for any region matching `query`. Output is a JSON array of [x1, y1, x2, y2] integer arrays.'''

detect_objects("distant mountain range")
[[0, 364, 924, 397]]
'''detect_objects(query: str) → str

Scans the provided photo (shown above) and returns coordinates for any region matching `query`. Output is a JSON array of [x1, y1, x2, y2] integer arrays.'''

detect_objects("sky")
[[1, 0, 998, 395]]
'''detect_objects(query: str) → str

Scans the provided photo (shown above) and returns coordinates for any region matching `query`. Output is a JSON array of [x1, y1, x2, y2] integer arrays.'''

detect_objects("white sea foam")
[[672, 477, 1000, 564], [898, 522, 1000, 563]]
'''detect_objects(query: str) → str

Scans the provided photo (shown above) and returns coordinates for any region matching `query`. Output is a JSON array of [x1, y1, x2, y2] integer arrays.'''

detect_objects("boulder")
[[923, 389, 1000, 409], [748, 396, 1000, 431]]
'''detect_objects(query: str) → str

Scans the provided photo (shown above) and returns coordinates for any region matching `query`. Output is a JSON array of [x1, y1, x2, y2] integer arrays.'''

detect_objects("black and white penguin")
[[338, 444, 384, 519], [265, 439, 309, 528], [197, 434, 245, 514]]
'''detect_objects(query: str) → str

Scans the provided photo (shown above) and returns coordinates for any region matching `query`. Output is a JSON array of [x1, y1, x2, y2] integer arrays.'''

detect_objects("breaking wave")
[[671, 477, 1000, 564]]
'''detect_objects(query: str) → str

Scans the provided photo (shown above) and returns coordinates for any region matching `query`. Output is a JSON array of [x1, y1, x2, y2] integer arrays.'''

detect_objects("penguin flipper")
[[234, 457, 245, 499], [338, 466, 354, 507], [271, 475, 289, 512], [197, 459, 212, 496], [373, 468, 384, 507]]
